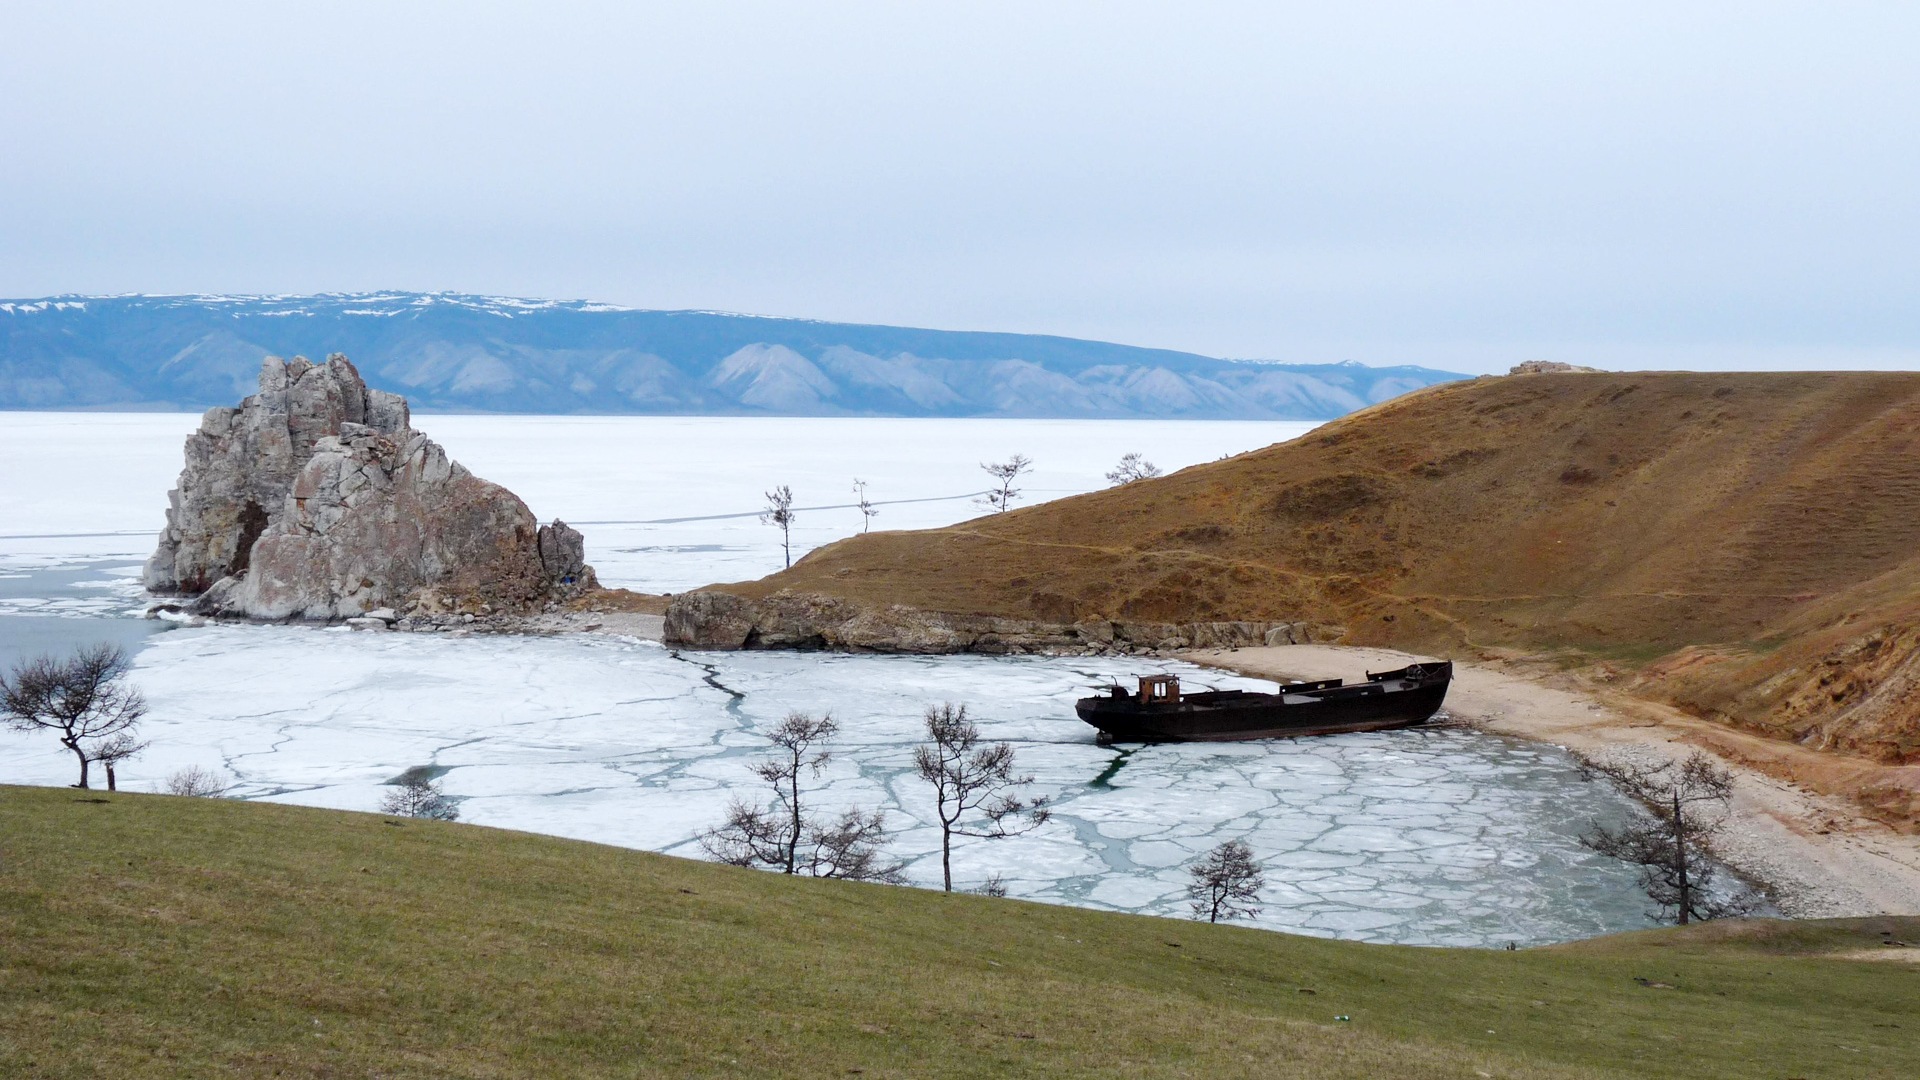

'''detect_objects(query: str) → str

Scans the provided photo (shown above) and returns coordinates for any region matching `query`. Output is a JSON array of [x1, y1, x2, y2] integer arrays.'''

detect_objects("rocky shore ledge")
[[662, 588, 1339, 655], [146, 353, 597, 622]]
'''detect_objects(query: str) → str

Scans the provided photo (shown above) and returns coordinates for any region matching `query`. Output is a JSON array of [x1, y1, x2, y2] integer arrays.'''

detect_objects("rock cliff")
[[146, 354, 595, 620], [662, 589, 1323, 655]]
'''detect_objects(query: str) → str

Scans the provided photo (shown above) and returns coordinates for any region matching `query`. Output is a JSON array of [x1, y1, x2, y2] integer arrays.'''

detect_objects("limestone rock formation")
[[145, 354, 409, 593], [145, 354, 595, 620]]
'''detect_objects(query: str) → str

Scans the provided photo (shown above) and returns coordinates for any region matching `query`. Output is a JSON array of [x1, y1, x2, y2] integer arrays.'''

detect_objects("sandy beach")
[[1183, 644, 1920, 919]]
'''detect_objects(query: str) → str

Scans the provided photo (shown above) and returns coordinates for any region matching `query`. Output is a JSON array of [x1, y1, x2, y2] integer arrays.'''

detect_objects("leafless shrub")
[[974, 874, 1009, 898], [88, 730, 149, 792], [1105, 452, 1162, 486], [914, 703, 1050, 892], [380, 766, 460, 821], [1187, 839, 1264, 923], [852, 478, 878, 533], [806, 806, 904, 882], [2, 643, 147, 789], [165, 764, 230, 798], [700, 712, 904, 883], [1579, 751, 1762, 924], [761, 485, 796, 568], [977, 454, 1033, 513]]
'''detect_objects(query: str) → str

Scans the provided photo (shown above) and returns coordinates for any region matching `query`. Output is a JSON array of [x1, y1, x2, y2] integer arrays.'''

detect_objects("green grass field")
[[2, 785, 1915, 1078]]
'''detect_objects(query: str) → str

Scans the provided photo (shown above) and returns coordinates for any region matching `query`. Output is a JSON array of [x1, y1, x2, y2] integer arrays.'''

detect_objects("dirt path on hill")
[[1182, 644, 1920, 920]]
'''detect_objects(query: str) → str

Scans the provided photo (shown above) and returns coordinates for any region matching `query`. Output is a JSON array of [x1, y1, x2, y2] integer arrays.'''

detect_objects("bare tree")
[[761, 484, 797, 568], [975, 873, 1009, 898], [700, 712, 903, 882], [806, 806, 905, 882], [1105, 452, 1162, 486], [705, 712, 835, 874], [165, 765, 230, 797], [2, 643, 147, 789], [1579, 751, 1761, 924], [852, 478, 878, 533], [88, 730, 148, 792], [1186, 839, 1265, 923], [913, 703, 1051, 892], [977, 454, 1033, 513], [380, 766, 460, 821]]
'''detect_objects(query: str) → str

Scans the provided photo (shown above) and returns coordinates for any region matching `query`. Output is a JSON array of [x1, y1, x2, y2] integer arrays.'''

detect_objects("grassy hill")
[[3, 785, 1917, 1078], [699, 371, 1920, 770]]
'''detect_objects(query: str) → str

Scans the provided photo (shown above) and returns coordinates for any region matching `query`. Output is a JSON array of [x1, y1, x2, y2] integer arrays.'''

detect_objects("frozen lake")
[[0, 412, 1664, 945], [0, 412, 1321, 591]]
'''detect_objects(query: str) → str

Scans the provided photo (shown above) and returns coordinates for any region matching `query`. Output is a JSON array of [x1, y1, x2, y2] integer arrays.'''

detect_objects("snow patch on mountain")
[[0, 292, 1465, 417], [708, 344, 839, 411]]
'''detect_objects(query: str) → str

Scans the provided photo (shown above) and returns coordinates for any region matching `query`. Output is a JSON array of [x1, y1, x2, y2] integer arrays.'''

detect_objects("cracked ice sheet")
[[0, 625, 1666, 946]]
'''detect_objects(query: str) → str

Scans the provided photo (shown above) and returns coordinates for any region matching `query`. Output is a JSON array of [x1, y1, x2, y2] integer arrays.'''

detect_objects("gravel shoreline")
[[1184, 644, 1920, 920]]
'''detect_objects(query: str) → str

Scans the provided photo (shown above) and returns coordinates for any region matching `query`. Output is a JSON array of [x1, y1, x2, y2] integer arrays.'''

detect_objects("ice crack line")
[[670, 650, 744, 700], [667, 650, 755, 732], [217, 719, 306, 798], [1087, 746, 1138, 791], [429, 735, 494, 759], [222, 719, 301, 770]]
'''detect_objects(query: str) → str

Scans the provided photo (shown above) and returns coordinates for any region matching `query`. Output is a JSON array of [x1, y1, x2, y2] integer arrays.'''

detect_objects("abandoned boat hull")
[[1074, 662, 1452, 743]]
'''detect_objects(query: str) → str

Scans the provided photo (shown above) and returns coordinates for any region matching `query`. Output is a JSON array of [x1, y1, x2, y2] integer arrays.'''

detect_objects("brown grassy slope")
[[714, 371, 1920, 761]]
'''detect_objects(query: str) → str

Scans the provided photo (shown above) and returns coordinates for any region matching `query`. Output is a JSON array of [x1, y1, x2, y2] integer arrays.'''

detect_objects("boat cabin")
[[1137, 674, 1181, 704]]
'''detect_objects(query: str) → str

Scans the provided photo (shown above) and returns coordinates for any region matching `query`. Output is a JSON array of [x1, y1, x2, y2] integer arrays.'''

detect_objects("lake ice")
[[1, 413, 1323, 591], [0, 412, 1661, 945]]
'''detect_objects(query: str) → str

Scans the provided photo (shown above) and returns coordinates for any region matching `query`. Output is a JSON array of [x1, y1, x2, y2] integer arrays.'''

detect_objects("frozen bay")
[[1, 622, 1657, 946], [0, 412, 1665, 946]]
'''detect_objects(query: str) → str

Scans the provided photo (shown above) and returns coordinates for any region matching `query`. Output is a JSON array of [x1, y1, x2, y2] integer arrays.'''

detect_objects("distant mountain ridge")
[[0, 292, 1463, 418]]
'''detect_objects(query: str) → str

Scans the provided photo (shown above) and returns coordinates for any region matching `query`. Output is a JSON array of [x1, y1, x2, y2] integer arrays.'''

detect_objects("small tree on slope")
[[2, 643, 147, 789], [1105, 452, 1162, 486], [165, 764, 230, 797], [1187, 839, 1265, 923], [978, 455, 1032, 513], [761, 485, 796, 568], [913, 703, 1050, 891], [700, 711, 903, 882], [381, 767, 460, 821], [1579, 751, 1761, 924], [853, 478, 878, 533], [88, 729, 148, 792]]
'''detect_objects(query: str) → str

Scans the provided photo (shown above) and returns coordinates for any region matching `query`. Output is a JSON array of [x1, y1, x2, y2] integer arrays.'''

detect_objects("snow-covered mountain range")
[[0, 293, 1463, 417]]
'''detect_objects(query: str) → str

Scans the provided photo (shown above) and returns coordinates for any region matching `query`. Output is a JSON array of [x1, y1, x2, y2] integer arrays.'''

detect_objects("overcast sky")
[[3, 3, 1916, 374]]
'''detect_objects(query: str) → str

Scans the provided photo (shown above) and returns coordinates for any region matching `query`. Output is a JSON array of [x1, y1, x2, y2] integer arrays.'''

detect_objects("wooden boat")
[[1074, 662, 1452, 743]]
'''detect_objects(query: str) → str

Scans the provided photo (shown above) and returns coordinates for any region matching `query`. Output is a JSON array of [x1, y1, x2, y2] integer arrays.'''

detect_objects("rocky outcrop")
[[1653, 620, 1920, 765], [146, 354, 595, 621], [145, 354, 409, 593], [1508, 360, 1603, 375], [662, 589, 1326, 655], [536, 520, 592, 586]]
